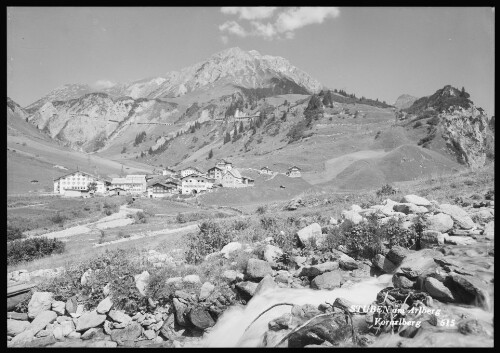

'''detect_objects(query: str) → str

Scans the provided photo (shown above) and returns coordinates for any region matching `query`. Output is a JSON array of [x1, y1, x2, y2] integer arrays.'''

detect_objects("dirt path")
[[29, 205, 143, 239], [301, 149, 389, 185]]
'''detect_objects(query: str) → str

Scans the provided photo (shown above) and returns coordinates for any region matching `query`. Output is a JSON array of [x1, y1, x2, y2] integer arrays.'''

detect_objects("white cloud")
[[93, 80, 116, 89], [219, 21, 248, 37], [275, 7, 340, 33], [221, 7, 277, 20], [250, 21, 277, 40], [219, 7, 340, 41]]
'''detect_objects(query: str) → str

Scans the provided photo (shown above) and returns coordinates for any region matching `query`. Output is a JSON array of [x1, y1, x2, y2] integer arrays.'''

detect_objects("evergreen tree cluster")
[[133, 131, 147, 146]]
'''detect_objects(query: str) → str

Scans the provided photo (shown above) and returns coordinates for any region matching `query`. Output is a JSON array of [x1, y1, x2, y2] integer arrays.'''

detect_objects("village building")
[[53, 171, 107, 196], [108, 187, 127, 196], [110, 175, 147, 195], [221, 169, 254, 188], [215, 159, 233, 172], [147, 182, 178, 198], [260, 166, 273, 175], [286, 166, 302, 178], [207, 166, 224, 182], [180, 166, 204, 178], [180, 174, 214, 195]]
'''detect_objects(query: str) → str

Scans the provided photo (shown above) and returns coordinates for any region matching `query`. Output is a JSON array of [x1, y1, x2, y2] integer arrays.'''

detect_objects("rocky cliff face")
[[393, 94, 418, 110], [7, 97, 28, 120], [439, 106, 494, 169]]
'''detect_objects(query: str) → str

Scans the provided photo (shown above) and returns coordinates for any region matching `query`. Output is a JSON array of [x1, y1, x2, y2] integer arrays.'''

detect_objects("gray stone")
[[263, 244, 283, 263], [393, 203, 428, 214], [75, 310, 106, 332], [81, 327, 103, 340], [339, 254, 358, 270], [199, 282, 215, 301], [189, 306, 215, 329], [447, 274, 490, 309], [7, 319, 31, 336], [61, 320, 75, 336], [299, 261, 339, 277], [401, 195, 431, 206], [296, 223, 323, 246], [424, 277, 454, 302], [108, 309, 132, 324], [236, 281, 259, 297], [80, 268, 93, 286], [53, 326, 64, 340], [425, 213, 454, 233], [392, 274, 415, 289], [222, 270, 238, 282], [7, 312, 29, 321], [172, 298, 188, 326], [134, 271, 150, 296], [30, 310, 57, 334], [445, 236, 477, 246], [310, 271, 343, 290], [386, 246, 409, 265], [246, 258, 273, 280], [421, 230, 446, 247], [438, 203, 476, 229], [110, 322, 142, 344], [220, 242, 243, 258], [484, 221, 494, 240], [143, 329, 157, 340], [28, 292, 54, 319], [254, 274, 277, 297], [183, 274, 201, 284], [8, 329, 36, 347], [65, 296, 78, 314], [372, 254, 397, 274], [51, 301, 66, 316], [341, 210, 363, 225], [96, 296, 113, 314]]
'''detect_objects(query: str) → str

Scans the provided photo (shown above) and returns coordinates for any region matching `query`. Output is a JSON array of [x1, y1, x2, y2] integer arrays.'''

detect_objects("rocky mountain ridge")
[[393, 94, 418, 110]]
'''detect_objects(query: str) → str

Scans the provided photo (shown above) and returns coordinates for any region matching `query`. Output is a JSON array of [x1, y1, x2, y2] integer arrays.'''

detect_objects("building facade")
[[53, 171, 107, 196], [110, 175, 147, 195], [207, 166, 224, 182], [180, 167, 203, 178], [260, 166, 273, 175], [147, 182, 177, 198], [286, 166, 302, 178], [181, 174, 213, 194]]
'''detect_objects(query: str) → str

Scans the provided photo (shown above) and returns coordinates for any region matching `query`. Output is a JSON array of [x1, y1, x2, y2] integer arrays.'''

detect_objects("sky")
[[7, 7, 495, 115]]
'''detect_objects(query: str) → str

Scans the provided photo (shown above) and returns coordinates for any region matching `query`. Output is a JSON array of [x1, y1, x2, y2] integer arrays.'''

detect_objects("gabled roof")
[[288, 166, 301, 171], [207, 166, 223, 172], [180, 173, 209, 181], [111, 177, 145, 184], [224, 169, 242, 179], [147, 182, 176, 189], [181, 166, 203, 173], [54, 170, 106, 182]]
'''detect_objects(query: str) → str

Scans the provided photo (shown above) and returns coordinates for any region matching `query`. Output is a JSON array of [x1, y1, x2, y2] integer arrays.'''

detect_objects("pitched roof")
[[180, 173, 209, 180], [288, 166, 301, 171], [148, 182, 176, 189], [208, 166, 223, 171], [182, 166, 203, 173], [224, 169, 242, 179], [111, 177, 145, 184], [54, 170, 106, 182]]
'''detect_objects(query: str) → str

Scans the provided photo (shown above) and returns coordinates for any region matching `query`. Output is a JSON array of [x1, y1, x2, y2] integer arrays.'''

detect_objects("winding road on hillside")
[[301, 149, 389, 185]]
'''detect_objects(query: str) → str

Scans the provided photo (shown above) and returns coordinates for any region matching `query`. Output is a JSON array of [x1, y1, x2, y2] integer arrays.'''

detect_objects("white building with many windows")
[[110, 175, 147, 195], [180, 174, 214, 194], [53, 171, 107, 196]]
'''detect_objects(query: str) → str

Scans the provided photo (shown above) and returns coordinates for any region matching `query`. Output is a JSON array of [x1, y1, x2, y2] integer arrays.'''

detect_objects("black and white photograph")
[[7, 7, 494, 347]]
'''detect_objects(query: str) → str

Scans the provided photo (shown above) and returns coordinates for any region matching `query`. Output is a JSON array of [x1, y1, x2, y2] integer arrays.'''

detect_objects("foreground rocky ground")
[[7, 190, 494, 347]]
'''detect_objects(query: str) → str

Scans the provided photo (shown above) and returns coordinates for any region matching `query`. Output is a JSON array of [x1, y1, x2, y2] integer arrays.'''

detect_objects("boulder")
[[254, 275, 277, 297], [372, 254, 397, 274], [65, 296, 78, 315], [401, 195, 431, 206], [172, 298, 188, 326], [70, 304, 84, 318], [457, 319, 485, 335], [28, 292, 54, 319], [339, 254, 358, 270], [445, 236, 477, 246], [8, 312, 29, 321], [424, 277, 454, 302], [393, 203, 428, 214], [61, 320, 75, 337], [134, 271, 150, 296], [421, 230, 446, 247], [246, 258, 272, 280], [392, 274, 415, 289], [220, 242, 243, 258], [8, 329, 36, 347], [386, 246, 409, 265], [299, 261, 339, 277], [96, 296, 113, 314], [296, 223, 323, 246], [484, 221, 494, 240], [108, 310, 132, 324], [235, 281, 259, 298], [263, 244, 283, 263], [188, 306, 215, 329], [183, 274, 201, 284], [75, 311, 106, 332], [310, 271, 343, 290], [222, 270, 239, 283], [80, 269, 93, 286], [166, 277, 183, 285], [103, 283, 111, 296], [446, 274, 490, 309], [425, 213, 454, 233], [438, 204, 476, 229], [143, 329, 156, 340], [51, 301, 65, 316], [350, 204, 363, 212], [268, 313, 293, 331], [110, 322, 142, 344], [7, 319, 31, 336], [30, 310, 57, 335], [199, 282, 215, 301], [341, 210, 363, 225], [81, 327, 103, 340]]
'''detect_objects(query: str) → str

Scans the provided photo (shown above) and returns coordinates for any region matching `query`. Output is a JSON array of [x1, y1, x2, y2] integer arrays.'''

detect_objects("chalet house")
[[260, 166, 273, 175], [242, 176, 255, 186], [215, 160, 233, 171], [109, 187, 127, 196], [221, 169, 253, 188], [181, 174, 214, 195], [110, 175, 147, 195], [53, 171, 107, 196], [207, 166, 224, 182], [147, 182, 178, 198], [180, 166, 203, 178], [286, 166, 302, 178]]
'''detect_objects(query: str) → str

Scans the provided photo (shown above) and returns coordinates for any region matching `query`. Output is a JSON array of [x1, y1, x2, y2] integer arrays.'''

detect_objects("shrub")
[[376, 184, 397, 197], [413, 121, 422, 128], [133, 211, 147, 224], [7, 225, 24, 242], [256, 205, 267, 215], [126, 196, 134, 205], [118, 230, 130, 238], [50, 213, 67, 225], [8, 237, 65, 265], [185, 220, 234, 264], [427, 116, 440, 126]]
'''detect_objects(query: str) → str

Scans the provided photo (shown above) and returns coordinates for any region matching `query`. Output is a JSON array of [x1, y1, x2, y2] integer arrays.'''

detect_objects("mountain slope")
[[393, 94, 418, 110]]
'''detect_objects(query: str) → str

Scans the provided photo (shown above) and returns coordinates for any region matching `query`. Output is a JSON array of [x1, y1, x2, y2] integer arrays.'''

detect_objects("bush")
[[256, 206, 267, 215], [7, 225, 24, 242], [185, 220, 234, 264], [376, 184, 397, 197], [8, 237, 66, 265], [133, 211, 147, 224], [50, 213, 67, 225]]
